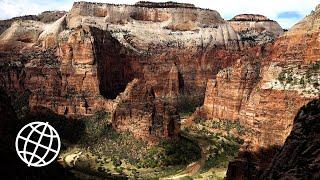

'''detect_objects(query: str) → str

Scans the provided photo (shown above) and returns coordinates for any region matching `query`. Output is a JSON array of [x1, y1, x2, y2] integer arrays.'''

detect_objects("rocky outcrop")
[[111, 79, 180, 144], [229, 14, 284, 45], [199, 60, 313, 151], [226, 99, 320, 180], [197, 4, 320, 179]]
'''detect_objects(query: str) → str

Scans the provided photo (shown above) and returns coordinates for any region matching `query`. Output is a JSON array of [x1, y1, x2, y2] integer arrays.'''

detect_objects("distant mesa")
[[230, 14, 270, 22], [228, 13, 284, 39]]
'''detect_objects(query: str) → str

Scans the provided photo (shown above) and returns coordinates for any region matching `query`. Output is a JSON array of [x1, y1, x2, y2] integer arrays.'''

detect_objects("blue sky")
[[0, 0, 319, 29]]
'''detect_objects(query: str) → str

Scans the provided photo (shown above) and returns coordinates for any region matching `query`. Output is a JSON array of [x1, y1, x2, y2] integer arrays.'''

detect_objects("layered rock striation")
[[271, 7, 320, 64], [205, 6, 320, 179]]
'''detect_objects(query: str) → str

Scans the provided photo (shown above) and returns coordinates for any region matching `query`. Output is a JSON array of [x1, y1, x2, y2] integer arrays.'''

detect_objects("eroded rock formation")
[[271, 7, 320, 64], [112, 79, 180, 144], [228, 14, 284, 45]]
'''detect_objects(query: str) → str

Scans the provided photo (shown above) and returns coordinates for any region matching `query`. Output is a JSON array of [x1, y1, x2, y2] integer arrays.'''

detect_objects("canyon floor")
[[57, 111, 246, 179]]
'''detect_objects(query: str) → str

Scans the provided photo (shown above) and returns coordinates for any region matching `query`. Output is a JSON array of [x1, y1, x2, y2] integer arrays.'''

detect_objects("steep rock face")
[[260, 99, 320, 179], [196, 6, 320, 180], [226, 99, 320, 180], [202, 57, 261, 121], [0, 27, 113, 118], [199, 58, 313, 150], [68, 1, 225, 28], [238, 89, 312, 149], [65, 1, 245, 102], [229, 14, 284, 45], [111, 79, 180, 143]]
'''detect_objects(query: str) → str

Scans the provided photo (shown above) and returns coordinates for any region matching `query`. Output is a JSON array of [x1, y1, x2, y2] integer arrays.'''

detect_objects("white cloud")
[[0, 0, 319, 28]]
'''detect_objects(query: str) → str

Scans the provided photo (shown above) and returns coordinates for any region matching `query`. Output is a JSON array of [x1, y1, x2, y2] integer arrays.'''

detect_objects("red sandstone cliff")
[[0, 1, 245, 143], [111, 79, 180, 143]]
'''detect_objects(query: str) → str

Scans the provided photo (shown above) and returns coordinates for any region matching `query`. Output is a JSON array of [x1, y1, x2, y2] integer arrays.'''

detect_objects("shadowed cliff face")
[[261, 99, 320, 179], [90, 27, 137, 99], [226, 99, 320, 180]]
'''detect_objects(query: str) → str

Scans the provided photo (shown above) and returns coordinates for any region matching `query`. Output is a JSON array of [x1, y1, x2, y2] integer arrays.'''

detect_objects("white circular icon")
[[15, 121, 61, 167]]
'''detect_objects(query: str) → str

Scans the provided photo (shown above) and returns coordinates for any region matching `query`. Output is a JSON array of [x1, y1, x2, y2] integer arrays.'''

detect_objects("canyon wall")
[[197, 7, 319, 151]]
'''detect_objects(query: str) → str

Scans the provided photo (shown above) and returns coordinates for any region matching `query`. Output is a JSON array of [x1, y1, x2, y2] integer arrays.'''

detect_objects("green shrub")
[[278, 71, 286, 82], [203, 138, 240, 170], [11, 90, 31, 119], [176, 95, 199, 116], [79, 111, 110, 143], [300, 78, 305, 86], [140, 138, 201, 168]]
